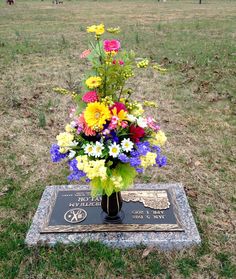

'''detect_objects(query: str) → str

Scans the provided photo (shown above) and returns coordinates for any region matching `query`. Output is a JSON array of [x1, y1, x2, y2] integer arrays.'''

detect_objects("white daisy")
[[121, 138, 134, 152], [137, 117, 148, 128], [84, 144, 94, 156], [109, 142, 121, 158], [92, 141, 104, 158]]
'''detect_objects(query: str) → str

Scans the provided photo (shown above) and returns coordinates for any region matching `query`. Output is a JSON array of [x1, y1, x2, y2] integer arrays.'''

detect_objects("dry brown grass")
[[0, 0, 236, 278]]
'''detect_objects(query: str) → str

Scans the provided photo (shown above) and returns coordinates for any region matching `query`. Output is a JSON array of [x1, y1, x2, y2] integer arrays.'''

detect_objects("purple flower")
[[135, 167, 144, 173], [67, 159, 86, 181], [68, 171, 86, 181], [151, 145, 161, 153], [68, 159, 78, 172], [110, 130, 119, 143], [130, 157, 141, 167], [118, 153, 130, 163], [50, 144, 68, 162], [136, 141, 150, 156], [156, 156, 167, 167], [130, 150, 140, 157]]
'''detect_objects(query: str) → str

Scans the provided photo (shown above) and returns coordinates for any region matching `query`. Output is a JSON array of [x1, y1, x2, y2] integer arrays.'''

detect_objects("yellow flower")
[[85, 76, 102, 89], [95, 24, 105, 35], [84, 102, 111, 130], [56, 132, 74, 153], [77, 156, 107, 180], [106, 27, 121, 34], [101, 96, 114, 106], [119, 98, 126, 104], [53, 87, 76, 97], [130, 103, 144, 116], [143, 101, 158, 108], [140, 152, 157, 169], [150, 130, 167, 146], [87, 24, 105, 36], [65, 124, 73, 133], [152, 64, 167, 73], [87, 25, 97, 33], [137, 59, 149, 68]]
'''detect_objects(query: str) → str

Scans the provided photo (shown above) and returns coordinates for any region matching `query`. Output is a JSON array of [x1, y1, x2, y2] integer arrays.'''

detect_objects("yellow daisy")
[[85, 76, 102, 89], [84, 102, 111, 130]]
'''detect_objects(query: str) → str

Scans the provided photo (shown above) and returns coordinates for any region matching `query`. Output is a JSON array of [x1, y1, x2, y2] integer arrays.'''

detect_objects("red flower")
[[110, 102, 127, 113], [82, 91, 98, 103], [129, 125, 145, 143], [112, 60, 124, 65]]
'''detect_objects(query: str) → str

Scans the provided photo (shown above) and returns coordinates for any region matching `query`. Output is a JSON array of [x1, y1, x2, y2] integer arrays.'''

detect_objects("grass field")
[[0, 0, 236, 278]]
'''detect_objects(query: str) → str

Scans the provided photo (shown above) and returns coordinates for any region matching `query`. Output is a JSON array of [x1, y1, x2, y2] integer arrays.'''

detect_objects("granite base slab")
[[25, 183, 201, 250]]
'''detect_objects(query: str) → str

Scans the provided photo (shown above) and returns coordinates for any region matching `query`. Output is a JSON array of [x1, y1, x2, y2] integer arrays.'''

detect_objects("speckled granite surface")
[[25, 184, 201, 250]]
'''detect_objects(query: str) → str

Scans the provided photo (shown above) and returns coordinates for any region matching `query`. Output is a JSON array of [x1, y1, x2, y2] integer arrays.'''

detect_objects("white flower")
[[84, 144, 94, 156], [121, 138, 134, 152], [92, 141, 104, 158], [109, 142, 121, 158], [68, 150, 76, 159], [137, 117, 148, 128], [127, 114, 137, 123]]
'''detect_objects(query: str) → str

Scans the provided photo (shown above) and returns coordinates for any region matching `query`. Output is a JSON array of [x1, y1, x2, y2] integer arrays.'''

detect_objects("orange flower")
[[78, 114, 96, 136]]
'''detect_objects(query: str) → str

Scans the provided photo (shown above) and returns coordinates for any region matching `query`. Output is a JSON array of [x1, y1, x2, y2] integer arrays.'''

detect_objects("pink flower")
[[80, 49, 91, 59], [121, 121, 128, 128], [82, 91, 98, 103], [112, 60, 124, 65], [102, 129, 110, 135], [111, 116, 119, 125], [146, 117, 160, 131], [69, 108, 76, 118], [103, 40, 121, 52]]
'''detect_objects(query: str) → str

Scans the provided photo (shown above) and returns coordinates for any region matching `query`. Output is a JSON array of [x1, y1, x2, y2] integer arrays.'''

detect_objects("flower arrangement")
[[50, 24, 167, 197]]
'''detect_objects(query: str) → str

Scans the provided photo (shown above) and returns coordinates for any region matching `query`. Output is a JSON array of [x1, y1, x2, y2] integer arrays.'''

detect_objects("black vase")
[[101, 192, 123, 224]]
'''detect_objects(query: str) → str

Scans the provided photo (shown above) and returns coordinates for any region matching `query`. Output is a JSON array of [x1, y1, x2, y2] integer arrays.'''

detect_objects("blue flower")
[[130, 157, 141, 167], [118, 153, 130, 163], [50, 144, 67, 162]]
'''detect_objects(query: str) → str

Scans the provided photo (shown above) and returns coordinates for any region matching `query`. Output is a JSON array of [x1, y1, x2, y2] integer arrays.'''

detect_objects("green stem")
[[118, 83, 125, 101]]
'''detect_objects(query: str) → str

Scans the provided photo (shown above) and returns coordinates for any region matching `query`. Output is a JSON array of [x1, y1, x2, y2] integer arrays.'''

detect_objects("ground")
[[0, 0, 236, 278]]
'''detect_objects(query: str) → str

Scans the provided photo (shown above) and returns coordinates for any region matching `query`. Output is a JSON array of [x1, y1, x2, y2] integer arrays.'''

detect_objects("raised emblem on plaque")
[[64, 208, 87, 223], [122, 190, 170, 210]]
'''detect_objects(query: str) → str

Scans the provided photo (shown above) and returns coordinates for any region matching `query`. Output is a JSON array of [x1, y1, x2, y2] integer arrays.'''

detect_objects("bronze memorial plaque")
[[41, 189, 184, 233]]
